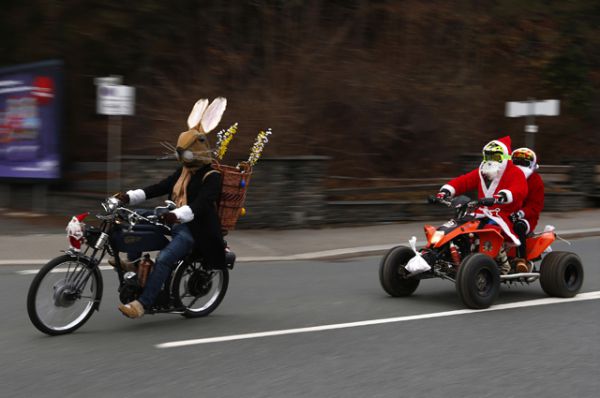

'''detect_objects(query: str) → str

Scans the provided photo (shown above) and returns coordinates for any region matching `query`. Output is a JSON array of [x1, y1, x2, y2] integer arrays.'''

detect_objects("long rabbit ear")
[[187, 99, 209, 129], [200, 97, 227, 133]]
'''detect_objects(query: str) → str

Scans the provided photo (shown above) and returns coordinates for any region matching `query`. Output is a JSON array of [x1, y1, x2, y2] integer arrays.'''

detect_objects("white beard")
[[480, 161, 501, 180]]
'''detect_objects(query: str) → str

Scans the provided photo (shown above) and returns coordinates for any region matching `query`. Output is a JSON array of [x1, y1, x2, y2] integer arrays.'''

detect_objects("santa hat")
[[74, 212, 89, 222], [485, 135, 512, 154]]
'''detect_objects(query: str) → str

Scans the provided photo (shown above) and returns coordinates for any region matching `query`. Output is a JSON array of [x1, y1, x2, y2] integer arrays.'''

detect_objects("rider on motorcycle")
[[115, 98, 227, 318], [510, 147, 545, 272], [437, 135, 528, 274]]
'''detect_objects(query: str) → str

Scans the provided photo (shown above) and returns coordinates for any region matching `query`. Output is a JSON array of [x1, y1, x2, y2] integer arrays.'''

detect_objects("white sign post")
[[95, 76, 135, 195], [505, 99, 560, 150]]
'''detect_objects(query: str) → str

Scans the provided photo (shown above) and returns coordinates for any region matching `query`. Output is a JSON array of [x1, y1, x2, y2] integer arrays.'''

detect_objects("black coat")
[[142, 164, 225, 268]]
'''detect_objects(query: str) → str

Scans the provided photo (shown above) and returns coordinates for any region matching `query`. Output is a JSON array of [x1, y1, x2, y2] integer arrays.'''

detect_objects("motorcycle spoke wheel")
[[27, 256, 102, 335], [172, 263, 229, 318]]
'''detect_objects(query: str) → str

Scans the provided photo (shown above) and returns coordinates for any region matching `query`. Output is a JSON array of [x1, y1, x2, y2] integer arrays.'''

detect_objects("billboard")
[[0, 60, 63, 180]]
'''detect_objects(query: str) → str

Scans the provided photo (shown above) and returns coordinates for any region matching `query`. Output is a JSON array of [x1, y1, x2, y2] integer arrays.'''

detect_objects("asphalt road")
[[1, 237, 598, 398]]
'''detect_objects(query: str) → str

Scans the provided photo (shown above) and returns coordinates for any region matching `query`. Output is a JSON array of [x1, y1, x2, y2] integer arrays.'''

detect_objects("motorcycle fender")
[[476, 229, 505, 258]]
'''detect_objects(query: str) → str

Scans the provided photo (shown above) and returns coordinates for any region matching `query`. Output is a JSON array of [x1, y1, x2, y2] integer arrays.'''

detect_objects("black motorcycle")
[[27, 197, 235, 335]]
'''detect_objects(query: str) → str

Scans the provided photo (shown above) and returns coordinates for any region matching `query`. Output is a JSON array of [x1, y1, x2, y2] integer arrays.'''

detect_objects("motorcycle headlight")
[[430, 230, 445, 245], [102, 197, 119, 212]]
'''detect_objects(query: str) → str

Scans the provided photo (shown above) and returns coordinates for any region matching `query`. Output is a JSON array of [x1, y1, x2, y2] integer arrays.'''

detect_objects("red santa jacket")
[[442, 161, 528, 244], [520, 172, 544, 233]]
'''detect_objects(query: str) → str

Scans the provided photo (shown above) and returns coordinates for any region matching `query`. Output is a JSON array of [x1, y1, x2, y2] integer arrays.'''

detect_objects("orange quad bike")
[[379, 195, 584, 309]]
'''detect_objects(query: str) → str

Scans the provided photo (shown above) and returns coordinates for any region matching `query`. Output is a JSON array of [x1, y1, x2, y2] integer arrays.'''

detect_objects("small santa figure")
[[66, 212, 89, 252]]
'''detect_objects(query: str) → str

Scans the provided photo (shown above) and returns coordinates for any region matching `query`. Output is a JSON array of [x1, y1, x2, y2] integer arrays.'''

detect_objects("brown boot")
[[515, 258, 530, 273], [109, 256, 137, 272], [118, 300, 145, 319]]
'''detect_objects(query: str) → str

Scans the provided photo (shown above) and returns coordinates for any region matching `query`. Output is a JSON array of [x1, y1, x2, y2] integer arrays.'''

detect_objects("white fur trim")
[[480, 207, 521, 246], [172, 205, 194, 223], [516, 165, 534, 179], [441, 184, 456, 197], [498, 189, 513, 204], [126, 189, 146, 205]]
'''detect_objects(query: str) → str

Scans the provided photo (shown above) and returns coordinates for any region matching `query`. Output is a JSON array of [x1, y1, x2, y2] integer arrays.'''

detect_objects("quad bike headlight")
[[430, 230, 445, 245]]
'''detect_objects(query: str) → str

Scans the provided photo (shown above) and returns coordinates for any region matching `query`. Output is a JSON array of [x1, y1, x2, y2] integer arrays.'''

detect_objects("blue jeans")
[[138, 223, 195, 308]]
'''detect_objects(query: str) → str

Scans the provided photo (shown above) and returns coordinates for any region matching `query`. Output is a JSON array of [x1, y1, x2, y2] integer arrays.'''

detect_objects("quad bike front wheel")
[[379, 246, 420, 297], [456, 253, 500, 309], [539, 252, 583, 298]]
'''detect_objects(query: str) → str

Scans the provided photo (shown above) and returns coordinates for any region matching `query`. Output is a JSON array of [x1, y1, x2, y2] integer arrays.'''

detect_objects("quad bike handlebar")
[[427, 195, 499, 209]]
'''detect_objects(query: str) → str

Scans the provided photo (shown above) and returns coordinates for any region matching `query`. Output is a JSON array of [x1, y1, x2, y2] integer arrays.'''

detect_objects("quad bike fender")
[[475, 229, 505, 258], [424, 225, 436, 243], [428, 220, 481, 249], [506, 231, 556, 260], [526, 231, 556, 260]]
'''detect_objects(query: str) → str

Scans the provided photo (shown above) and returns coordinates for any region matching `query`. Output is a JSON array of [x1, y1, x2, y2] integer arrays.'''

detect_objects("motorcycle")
[[27, 197, 235, 335], [379, 195, 584, 309]]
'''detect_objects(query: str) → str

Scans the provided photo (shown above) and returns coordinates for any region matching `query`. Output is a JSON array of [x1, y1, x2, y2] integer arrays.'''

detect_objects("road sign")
[[97, 84, 135, 116], [505, 98, 560, 150], [505, 99, 560, 118]]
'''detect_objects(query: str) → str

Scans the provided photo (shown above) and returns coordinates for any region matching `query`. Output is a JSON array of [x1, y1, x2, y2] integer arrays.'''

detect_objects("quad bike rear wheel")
[[539, 252, 583, 298], [379, 246, 420, 297], [456, 253, 500, 309]]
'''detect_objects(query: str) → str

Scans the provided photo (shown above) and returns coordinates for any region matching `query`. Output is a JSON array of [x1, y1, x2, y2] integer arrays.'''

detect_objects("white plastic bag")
[[405, 236, 431, 274]]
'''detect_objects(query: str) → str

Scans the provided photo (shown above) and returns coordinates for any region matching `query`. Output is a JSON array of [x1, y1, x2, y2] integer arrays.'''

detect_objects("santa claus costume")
[[440, 136, 528, 246], [511, 147, 544, 234]]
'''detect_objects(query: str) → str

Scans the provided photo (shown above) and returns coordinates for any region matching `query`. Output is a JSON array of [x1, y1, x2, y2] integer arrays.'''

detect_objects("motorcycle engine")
[[118, 272, 142, 304]]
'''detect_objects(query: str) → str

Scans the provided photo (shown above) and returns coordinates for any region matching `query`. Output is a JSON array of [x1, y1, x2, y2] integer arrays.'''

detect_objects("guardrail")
[[2, 158, 599, 226]]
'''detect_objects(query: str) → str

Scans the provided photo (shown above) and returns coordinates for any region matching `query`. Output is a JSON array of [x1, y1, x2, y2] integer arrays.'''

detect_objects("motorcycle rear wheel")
[[27, 255, 103, 335], [172, 262, 229, 318], [379, 246, 420, 297]]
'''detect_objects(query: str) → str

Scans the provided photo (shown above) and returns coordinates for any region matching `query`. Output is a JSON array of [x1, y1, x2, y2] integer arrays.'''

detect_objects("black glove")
[[160, 212, 179, 226], [510, 210, 525, 223], [493, 192, 508, 204], [113, 192, 130, 204], [436, 189, 451, 200]]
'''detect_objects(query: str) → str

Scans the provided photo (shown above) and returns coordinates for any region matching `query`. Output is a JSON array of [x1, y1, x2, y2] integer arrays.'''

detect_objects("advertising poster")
[[0, 60, 63, 180]]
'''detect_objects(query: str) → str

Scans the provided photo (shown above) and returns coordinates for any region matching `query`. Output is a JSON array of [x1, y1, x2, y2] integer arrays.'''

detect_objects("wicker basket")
[[212, 161, 252, 232]]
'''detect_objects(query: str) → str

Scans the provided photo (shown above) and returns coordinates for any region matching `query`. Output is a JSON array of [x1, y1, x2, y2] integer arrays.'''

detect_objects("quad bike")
[[379, 195, 584, 309], [27, 197, 236, 335]]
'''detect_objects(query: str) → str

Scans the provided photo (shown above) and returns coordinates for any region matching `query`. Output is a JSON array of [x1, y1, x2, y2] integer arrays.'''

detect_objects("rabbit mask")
[[174, 97, 227, 167]]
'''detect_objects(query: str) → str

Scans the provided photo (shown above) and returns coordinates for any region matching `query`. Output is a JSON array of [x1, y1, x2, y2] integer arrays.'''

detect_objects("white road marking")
[[156, 291, 600, 348], [16, 264, 113, 275]]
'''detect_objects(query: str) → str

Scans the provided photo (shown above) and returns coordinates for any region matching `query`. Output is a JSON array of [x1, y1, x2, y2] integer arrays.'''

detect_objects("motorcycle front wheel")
[[172, 262, 229, 318], [27, 255, 103, 335]]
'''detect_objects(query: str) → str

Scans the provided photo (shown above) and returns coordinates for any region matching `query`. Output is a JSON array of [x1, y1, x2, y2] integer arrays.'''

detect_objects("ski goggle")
[[483, 151, 509, 162], [512, 149, 535, 168], [512, 157, 532, 167]]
